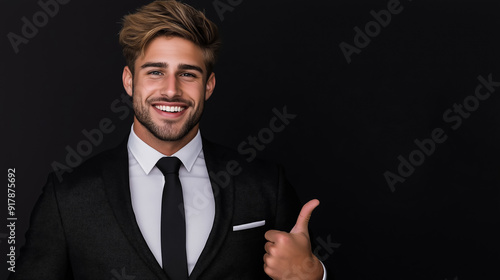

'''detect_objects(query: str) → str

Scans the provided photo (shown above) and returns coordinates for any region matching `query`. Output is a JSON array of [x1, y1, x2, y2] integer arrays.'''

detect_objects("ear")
[[204, 72, 216, 101], [122, 66, 133, 97]]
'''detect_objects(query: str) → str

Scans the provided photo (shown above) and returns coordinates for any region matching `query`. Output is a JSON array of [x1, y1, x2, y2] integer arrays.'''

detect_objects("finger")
[[264, 241, 274, 253], [263, 262, 275, 279], [264, 229, 282, 242], [263, 254, 278, 279], [290, 199, 320, 234], [263, 252, 270, 264]]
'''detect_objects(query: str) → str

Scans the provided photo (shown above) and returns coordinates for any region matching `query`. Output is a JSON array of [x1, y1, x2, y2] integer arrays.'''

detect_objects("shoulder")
[[49, 139, 128, 189]]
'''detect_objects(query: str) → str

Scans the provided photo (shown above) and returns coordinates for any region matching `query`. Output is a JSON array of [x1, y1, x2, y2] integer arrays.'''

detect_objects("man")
[[10, 1, 325, 279]]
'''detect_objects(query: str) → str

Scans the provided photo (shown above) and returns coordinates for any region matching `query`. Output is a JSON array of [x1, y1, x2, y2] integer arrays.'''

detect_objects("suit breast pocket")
[[220, 222, 267, 273], [233, 220, 265, 231], [227, 221, 267, 252], [214, 222, 270, 279]]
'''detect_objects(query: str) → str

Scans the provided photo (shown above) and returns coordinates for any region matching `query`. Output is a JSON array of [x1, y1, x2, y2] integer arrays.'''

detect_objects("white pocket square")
[[232, 220, 266, 231]]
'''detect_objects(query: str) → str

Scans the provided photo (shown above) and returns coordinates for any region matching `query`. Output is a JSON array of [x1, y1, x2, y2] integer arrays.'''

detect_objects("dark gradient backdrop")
[[2, 0, 500, 279]]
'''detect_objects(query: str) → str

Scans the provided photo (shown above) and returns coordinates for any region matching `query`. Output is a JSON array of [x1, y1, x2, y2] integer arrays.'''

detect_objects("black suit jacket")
[[10, 139, 301, 280]]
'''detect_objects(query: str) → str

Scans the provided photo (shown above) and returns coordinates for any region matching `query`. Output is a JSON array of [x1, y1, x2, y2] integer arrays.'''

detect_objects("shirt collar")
[[127, 125, 202, 175]]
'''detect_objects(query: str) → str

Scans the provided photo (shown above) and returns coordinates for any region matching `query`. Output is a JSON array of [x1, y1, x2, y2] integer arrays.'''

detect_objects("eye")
[[180, 72, 197, 78], [148, 70, 163, 76]]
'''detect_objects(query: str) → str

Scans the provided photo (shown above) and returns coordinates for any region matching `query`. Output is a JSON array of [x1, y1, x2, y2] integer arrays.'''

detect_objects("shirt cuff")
[[320, 260, 327, 280]]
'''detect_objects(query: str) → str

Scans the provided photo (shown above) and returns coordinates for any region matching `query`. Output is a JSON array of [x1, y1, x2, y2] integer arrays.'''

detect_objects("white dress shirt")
[[127, 127, 215, 274]]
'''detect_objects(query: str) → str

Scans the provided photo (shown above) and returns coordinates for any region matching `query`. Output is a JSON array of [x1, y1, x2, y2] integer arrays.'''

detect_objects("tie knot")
[[156, 157, 182, 175]]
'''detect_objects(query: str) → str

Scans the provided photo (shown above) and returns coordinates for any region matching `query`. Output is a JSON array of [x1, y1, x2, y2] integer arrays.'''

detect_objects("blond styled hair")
[[119, 0, 220, 77]]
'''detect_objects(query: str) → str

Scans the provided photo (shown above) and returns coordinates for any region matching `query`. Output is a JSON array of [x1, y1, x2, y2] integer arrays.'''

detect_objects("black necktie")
[[156, 157, 188, 280]]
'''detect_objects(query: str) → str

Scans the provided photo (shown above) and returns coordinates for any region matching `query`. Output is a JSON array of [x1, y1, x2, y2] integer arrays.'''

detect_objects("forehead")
[[137, 36, 205, 70]]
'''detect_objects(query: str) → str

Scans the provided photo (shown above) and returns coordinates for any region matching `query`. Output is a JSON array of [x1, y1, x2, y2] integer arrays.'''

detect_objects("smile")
[[154, 105, 186, 113]]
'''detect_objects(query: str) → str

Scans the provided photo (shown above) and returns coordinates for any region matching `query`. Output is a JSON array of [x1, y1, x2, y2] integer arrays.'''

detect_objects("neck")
[[132, 120, 198, 156]]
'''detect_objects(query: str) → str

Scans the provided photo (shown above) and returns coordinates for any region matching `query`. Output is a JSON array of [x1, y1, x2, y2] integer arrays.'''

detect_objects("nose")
[[161, 72, 180, 98]]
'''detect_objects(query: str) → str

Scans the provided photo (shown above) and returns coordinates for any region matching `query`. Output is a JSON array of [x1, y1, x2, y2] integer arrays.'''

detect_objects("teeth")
[[155, 105, 185, 112]]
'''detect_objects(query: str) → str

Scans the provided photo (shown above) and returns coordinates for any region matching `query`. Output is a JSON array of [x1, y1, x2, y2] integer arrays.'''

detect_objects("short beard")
[[132, 90, 204, 141]]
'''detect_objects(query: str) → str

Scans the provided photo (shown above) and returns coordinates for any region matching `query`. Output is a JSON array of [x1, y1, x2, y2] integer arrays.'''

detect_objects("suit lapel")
[[101, 141, 169, 280], [189, 139, 235, 279]]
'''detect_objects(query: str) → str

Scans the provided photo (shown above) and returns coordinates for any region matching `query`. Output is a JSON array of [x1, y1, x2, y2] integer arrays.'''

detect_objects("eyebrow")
[[140, 62, 204, 74], [140, 62, 167, 69], [178, 63, 204, 74]]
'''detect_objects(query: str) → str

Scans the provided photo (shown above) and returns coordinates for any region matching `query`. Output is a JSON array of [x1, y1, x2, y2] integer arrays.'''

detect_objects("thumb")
[[290, 199, 320, 235]]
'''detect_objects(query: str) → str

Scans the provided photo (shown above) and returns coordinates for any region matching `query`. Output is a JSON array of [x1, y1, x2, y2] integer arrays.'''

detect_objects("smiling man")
[[123, 36, 214, 154], [10, 1, 325, 279]]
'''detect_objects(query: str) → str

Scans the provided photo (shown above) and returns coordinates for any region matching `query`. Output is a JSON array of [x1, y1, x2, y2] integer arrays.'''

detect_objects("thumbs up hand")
[[263, 199, 324, 280]]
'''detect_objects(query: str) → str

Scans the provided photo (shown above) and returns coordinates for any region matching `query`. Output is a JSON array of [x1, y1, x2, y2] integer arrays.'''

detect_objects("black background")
[[2, 0, 499, 279]]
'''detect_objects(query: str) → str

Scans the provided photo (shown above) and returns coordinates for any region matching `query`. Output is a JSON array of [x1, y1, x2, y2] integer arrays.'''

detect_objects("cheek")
[[132, 83, 159, 101], [141, 81, 162, 92], [185, 83, 207, 100], [131, 87, 148, 104], [135, 76, 163, 90], [131, 92, 142, 107]]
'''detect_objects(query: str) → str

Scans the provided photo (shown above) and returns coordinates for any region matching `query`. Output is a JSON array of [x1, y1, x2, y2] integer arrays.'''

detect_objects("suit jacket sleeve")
[[9, 173, 72, 280]]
